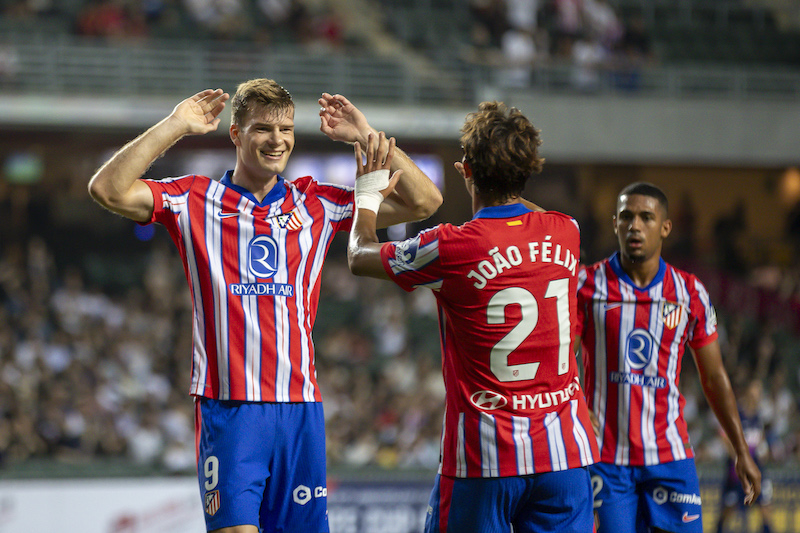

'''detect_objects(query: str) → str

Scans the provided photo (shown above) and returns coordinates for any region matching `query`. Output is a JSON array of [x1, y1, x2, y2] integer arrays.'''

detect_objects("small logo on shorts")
[[653, 487, 668, 505], [205, 490, 220, 516], [294, 485, 312, 505], [293, 484, 326, 505], [682, 512, 700, 523]]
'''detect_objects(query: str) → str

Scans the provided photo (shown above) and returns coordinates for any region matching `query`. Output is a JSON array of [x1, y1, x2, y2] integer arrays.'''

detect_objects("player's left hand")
[[735, 450, 762, 505], [354, 131, 402, 198], [319, 93, 372, 144]]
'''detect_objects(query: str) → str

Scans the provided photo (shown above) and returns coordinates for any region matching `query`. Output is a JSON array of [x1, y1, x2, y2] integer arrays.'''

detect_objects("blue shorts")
[[590, 459, 702, 533], [424, 467, 594, 533], [195, 398, 328, 532]]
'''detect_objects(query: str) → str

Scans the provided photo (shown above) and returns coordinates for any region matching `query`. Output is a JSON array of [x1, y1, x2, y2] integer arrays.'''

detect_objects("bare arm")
[[319, 93, 443, 227], [347, 134, 402, 280], [693, 339, 761, 504], [88, 89, 229, 222]]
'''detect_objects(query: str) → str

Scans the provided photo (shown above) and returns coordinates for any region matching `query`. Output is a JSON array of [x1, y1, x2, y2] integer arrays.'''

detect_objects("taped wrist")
[[355, 169, 390, 213]]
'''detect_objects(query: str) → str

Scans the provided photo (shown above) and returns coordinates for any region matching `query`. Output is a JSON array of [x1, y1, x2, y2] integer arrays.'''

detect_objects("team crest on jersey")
[[394, 236, 420, 265], [205, 490, 220, 516], [268, 210, 303, 231], [661, 301, 684, 330]]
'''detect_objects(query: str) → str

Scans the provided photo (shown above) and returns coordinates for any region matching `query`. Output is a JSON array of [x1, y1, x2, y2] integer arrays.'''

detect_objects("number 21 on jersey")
[[487, 278, 570, 382]]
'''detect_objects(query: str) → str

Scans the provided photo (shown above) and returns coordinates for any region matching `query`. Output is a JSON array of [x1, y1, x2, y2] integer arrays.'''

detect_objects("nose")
[[628, 216, 644, 232], [265, 132, 282, 146]]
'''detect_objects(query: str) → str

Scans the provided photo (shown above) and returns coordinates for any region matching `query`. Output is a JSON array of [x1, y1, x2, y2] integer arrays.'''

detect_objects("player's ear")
[[230, 123, 240, 146], [612, 215, 619, 235], [661, 218, 672, 239], [454, 160, 471, 180]]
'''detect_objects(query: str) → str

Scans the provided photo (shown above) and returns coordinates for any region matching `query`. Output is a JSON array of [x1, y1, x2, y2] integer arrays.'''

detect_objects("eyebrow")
[[250, 121, 294, 128]]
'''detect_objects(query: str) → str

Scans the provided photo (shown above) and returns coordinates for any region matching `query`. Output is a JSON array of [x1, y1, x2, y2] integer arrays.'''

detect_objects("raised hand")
[[171, 89, 230, 136], [319, 93, 372, 144]]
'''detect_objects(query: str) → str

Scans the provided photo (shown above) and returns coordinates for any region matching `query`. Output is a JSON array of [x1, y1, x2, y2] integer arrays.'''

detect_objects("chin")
[[625, 251, 646, 263]]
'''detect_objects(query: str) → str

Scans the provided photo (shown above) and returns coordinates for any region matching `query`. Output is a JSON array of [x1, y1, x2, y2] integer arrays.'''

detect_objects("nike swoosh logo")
[[217, 211, 240, 219], [682, 512, 700, 523], [604, 303, 623, 310]]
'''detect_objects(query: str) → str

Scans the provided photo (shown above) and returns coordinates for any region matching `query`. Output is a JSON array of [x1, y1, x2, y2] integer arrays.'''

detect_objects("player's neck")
[[231, 170, 279, 202], [620, 255, 660, 288], [473, 195, 520, 214]]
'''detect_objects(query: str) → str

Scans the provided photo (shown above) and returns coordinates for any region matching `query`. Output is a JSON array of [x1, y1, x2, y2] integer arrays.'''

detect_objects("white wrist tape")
[[355, 169, 390, 214]]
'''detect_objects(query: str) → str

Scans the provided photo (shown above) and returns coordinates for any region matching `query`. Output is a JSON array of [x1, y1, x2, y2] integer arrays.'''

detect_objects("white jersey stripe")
[[570, 400, 594, 466], [592, 264, 608, 452], [456, 412, 467, 477], [545, 411, 567, 471], [237, 198, 260, 401], [643, 284, 663, 465], [512, 416, 535, 475], [273, 218, 291, 402], [479, 412, 499, 477], [695, 279, 717, 336], [172, 188, 209, 398], [616, 281, 636, 465]]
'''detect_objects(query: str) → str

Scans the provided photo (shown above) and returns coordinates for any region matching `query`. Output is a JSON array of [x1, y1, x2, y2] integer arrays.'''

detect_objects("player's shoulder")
[[290, 175, 352, 194], [579, 257, 610, 276], [146, 173, 208, 185], [535, 210, 581, 236]]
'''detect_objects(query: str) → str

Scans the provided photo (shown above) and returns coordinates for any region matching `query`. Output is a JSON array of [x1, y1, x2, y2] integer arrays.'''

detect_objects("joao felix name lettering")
[[467, 236, 578, 290]]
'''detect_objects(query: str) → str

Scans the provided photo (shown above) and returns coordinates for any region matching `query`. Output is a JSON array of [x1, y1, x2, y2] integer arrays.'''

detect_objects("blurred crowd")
[[0, 0, 347, 49], [463, 0, 654, 91], [0, 0, 657, 89], [0, 222, 799, 476]]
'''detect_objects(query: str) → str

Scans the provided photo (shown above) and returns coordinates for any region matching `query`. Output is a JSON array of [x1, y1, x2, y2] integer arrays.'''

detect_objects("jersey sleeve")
[[380, 225, 445, 292], [297, 177, 354, 233], [141, 175, 197, 229], [687, 275, 719, 349]]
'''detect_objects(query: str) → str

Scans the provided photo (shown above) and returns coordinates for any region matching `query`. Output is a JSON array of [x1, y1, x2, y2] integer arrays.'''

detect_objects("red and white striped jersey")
[[143, 171, 353, 402], [576, 252, 719, 466], [380, 203, 598, 479]]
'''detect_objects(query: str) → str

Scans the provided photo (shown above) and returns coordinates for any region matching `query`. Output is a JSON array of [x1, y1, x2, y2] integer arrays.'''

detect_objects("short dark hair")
[[460, 101, 544, 203], [231, 78, 294, 126], [618, 182, 669, 215]]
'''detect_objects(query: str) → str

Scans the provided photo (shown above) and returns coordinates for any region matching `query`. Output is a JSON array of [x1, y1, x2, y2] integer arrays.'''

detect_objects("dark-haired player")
[[346, 102, 598, 532], [576, 182, 761, 533]]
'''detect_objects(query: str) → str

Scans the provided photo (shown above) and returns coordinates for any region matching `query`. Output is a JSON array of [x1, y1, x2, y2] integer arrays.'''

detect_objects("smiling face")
[[614, 193, 672, 266], [231, 105, 295, 184]]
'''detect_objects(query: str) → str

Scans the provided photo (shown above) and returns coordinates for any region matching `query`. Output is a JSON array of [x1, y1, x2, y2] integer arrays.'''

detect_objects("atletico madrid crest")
[[661, 302, 684, 330], [269, 210, 303, 231], [205, 490, 220, 516]]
